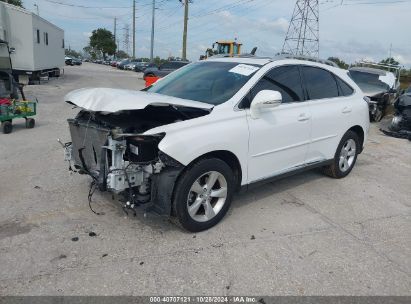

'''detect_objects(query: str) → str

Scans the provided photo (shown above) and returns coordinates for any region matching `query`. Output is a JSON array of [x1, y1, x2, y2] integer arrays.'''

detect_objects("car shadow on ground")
[[100, 168, 326, 234]]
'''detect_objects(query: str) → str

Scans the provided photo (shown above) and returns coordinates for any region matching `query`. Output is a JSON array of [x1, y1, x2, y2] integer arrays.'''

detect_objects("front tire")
[[172, 158, 235, 232], [2, 121, 12, 134], [322, 130, 360, 179]]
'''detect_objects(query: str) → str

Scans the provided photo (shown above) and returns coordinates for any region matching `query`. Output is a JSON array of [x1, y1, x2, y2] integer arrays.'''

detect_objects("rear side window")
[[240, 65, 304, 108], [336, 76, 354, 96], [302, 66, 339, 100]]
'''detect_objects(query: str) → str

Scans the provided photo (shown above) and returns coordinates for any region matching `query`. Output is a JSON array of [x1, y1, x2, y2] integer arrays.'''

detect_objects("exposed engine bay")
[[63, 104, 210, 214]]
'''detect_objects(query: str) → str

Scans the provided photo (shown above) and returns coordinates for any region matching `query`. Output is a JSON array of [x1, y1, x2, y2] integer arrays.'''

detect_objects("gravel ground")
[[0, 63, 410, 296]]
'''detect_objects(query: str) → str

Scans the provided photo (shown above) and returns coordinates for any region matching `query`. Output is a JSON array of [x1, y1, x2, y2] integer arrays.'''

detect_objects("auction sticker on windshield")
[[229, 64, 260, 76]]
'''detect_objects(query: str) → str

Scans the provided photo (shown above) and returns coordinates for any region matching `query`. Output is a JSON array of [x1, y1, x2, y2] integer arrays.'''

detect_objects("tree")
[[327, 57, 349, 70], [1, 0, 23, 7], [380, 57, 399, 66], [88, 28, 116, 60], [116, 50, 129, 59], [65, 49, 81, 58]]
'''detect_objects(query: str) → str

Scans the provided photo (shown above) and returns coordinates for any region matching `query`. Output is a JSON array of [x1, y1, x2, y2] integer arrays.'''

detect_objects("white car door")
[[301, 66, 355, 163], [244, 65, 311, 183]]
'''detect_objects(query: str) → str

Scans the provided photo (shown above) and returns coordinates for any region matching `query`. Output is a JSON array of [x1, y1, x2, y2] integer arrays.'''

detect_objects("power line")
[[41, 0, 132, 9]]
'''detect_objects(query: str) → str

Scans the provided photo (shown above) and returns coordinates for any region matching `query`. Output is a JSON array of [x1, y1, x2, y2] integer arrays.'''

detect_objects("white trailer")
[[0, 2, 64, 83]]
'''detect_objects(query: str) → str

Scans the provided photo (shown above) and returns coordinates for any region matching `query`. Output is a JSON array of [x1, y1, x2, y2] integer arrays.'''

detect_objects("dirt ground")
[[0, 63, 410, 295]]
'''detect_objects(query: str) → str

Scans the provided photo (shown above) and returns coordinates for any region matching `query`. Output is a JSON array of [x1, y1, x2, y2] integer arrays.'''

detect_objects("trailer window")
[[62, 39, 65, 48], [43, 32, 48, 45], [36, 30, 40, 44]]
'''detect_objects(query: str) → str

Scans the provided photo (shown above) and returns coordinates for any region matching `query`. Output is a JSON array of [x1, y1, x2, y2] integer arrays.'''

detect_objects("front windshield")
[[146, 61, 260, 105], [218, 44, 230, 54], [349, 71, 390, 91]]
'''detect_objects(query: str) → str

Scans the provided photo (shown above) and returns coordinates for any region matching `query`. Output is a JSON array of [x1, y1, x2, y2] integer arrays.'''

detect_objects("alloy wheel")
[[186, 171, 228, 222], [339, 139, 356, 172]]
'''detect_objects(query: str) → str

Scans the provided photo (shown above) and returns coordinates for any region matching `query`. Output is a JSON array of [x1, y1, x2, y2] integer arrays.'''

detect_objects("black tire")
[[172, 158, 235, 232], [26, 118, 35, 128], [322, 130, 360, 179], [2, 121, 12, 134], [145, 73, 155, 79]]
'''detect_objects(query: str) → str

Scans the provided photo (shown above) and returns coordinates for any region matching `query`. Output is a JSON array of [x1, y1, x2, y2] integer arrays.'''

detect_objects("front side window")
[[240, 65, 304, 108], [302, 66, 339, 100], [146, 61, 260, 105]]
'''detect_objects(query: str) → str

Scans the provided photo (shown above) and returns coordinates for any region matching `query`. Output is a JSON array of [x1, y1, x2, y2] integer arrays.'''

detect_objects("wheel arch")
[[348, 125, 365, 153], [182, 150, 243, 192]]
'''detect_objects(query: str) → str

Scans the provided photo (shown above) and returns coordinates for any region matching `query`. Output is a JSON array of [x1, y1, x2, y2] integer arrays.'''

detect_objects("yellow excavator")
[[200, 40, 257, 60]]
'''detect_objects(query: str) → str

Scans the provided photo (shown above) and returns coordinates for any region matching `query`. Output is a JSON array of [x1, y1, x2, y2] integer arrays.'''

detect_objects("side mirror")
[[250, 90, 282, 119], [9, 47, 16, 54]]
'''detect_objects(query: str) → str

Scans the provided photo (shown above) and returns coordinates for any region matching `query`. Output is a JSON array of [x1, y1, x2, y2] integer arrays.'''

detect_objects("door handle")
[[342, 106, 352, 114], [297, 113, 310, 121]]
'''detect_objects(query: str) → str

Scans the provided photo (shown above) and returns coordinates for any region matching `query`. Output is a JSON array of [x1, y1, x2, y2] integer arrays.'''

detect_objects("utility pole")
[[132, 0, 136, 58], [182, 0, 189, 60], [282, 0, 320, 58], [114, 17, 117, 58], [150, 0, 155, 62], [34, 3, 39, 15]]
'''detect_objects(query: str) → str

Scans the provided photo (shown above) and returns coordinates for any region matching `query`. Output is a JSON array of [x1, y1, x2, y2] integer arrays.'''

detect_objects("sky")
[[18, 0, 411, 67]]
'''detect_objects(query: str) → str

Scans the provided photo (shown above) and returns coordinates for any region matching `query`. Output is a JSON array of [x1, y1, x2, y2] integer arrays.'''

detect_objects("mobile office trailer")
[[0, 2, 64, 83]]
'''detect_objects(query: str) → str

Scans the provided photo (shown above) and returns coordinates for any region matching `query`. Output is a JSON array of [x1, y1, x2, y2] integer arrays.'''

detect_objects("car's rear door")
[[301, 65, 355, 163], [245, 65, 311, 182]]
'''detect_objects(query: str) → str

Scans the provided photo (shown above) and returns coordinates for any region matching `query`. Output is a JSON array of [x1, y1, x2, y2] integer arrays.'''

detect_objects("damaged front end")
[[381, 89, 411, 140], [64, 111, 183, 214], [61, 88, 212, 215]]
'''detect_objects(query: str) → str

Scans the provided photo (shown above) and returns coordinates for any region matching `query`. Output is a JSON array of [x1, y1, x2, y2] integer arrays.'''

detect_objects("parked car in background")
[[349, 66, 400, 121], [117, 59, 131, 70], [143, 61, 189, 79], [110, 61, 118, 67], [124, 59, 149, 71], [65, 57, 73, 66], [72, 58, 82, 66], [134, 62, 149, 72], [124, 62, 136, 70], [63, 56, 369, 231]]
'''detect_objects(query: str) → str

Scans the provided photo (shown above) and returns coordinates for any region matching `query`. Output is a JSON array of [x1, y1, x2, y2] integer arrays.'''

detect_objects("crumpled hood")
[[64, 88, 213, 113]]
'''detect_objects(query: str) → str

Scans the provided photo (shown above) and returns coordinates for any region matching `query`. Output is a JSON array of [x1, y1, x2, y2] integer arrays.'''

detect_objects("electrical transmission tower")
[[123, 24, 130, 55], [282, 0, 319, 58]]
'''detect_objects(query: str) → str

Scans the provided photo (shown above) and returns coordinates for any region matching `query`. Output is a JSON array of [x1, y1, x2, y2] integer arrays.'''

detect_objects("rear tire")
[[322, 130, 359, 179], [172, 158, 235, 232], [2, 121, 12, 134], [26, 118, 35, 128]]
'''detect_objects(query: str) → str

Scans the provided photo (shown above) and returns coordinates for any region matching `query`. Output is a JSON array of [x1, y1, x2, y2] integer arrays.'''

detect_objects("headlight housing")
[[124, 133, 165, 163]]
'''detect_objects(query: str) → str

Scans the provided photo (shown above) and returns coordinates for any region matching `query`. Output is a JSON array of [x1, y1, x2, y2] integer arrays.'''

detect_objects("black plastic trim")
[[239, 159, 333, 193]]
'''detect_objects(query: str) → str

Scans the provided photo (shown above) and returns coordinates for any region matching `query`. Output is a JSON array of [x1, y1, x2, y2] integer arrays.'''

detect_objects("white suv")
[[64, 56, 369, 232]]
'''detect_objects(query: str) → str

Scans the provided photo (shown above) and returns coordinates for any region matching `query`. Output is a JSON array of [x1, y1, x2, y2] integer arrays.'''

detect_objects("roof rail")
[[274, 53, 339, 68]]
